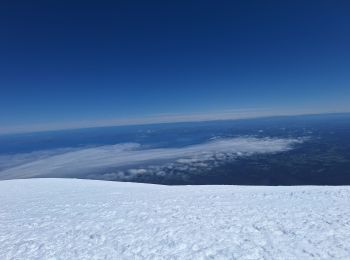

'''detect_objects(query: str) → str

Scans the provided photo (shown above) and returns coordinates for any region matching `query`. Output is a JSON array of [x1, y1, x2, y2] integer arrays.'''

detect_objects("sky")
[[1, 1, 350, 134]]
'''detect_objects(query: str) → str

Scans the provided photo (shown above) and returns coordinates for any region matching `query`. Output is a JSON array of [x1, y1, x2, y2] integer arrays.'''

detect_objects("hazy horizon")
[[1, 110, 350, 135]]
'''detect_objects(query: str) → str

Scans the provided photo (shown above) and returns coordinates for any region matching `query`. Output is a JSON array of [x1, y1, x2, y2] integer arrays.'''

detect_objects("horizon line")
[[1, 109, 349, 136]]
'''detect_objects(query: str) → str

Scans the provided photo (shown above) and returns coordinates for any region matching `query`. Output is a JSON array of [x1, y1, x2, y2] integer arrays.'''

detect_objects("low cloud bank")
[[0, 137, 303, 180]]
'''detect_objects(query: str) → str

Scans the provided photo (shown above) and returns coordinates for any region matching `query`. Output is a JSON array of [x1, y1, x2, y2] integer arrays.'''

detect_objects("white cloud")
[[0, 148, 79, 171], [128, 169, 148, 175], [0, 137, 303, 180]]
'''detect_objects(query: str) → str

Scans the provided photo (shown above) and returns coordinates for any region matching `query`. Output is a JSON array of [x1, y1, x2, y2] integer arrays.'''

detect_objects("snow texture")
[[0, 178, 350, 259]]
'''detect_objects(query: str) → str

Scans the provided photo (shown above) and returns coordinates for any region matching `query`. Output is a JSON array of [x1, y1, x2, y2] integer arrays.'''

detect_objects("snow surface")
[[1, 179, 350, 260]]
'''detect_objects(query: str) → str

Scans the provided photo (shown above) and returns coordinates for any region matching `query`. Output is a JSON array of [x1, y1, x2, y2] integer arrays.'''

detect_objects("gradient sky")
[[1, 1, 350, 133]]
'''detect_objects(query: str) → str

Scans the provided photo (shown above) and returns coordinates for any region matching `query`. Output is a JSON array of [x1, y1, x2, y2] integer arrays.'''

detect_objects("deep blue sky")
[[1, 1, 350, 133]]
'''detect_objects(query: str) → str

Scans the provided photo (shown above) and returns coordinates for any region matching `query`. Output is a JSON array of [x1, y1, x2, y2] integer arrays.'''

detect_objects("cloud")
[[0, 137, 304, 180], [0, 148, 79, 171]]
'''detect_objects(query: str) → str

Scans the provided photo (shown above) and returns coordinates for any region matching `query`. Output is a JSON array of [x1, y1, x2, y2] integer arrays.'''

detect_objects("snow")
[[0, 179, 350, 259]]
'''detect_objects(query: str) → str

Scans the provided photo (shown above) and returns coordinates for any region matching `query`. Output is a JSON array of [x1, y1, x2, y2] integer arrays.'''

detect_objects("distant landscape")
[[1, 113, 349, 185]]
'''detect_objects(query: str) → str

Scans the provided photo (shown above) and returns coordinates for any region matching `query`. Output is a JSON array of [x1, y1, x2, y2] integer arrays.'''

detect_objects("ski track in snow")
[[0, 179, 350, 259]]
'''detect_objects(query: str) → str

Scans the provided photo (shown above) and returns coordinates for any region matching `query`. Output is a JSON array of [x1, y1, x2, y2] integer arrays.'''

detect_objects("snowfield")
[[0, 179, 350, 259]]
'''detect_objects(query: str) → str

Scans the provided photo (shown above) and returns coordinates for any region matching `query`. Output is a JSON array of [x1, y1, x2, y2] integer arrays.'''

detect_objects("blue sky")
[[1, 1, 350, 133]]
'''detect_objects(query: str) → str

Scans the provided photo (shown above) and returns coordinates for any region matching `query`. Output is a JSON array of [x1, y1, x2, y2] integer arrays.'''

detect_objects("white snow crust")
[[0, 178, 350, 259]]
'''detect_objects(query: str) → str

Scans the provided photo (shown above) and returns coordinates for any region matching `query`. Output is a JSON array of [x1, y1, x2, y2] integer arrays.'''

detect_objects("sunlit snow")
[[1, 178, 349, 259]]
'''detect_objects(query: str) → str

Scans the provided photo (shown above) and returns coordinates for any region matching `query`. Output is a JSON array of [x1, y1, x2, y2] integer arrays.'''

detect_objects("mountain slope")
[[0, 178, 349, 259]]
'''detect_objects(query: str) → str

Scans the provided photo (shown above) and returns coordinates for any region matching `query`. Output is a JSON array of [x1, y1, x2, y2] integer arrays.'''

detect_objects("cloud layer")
[[0, 137, 303, 180]]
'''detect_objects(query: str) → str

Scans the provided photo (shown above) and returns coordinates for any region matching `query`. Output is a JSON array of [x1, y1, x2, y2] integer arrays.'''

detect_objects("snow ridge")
[[0, 178, 349, 259]]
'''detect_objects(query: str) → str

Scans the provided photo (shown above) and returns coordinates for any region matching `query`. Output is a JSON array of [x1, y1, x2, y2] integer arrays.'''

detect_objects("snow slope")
[[0, 179, 350, 259]]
